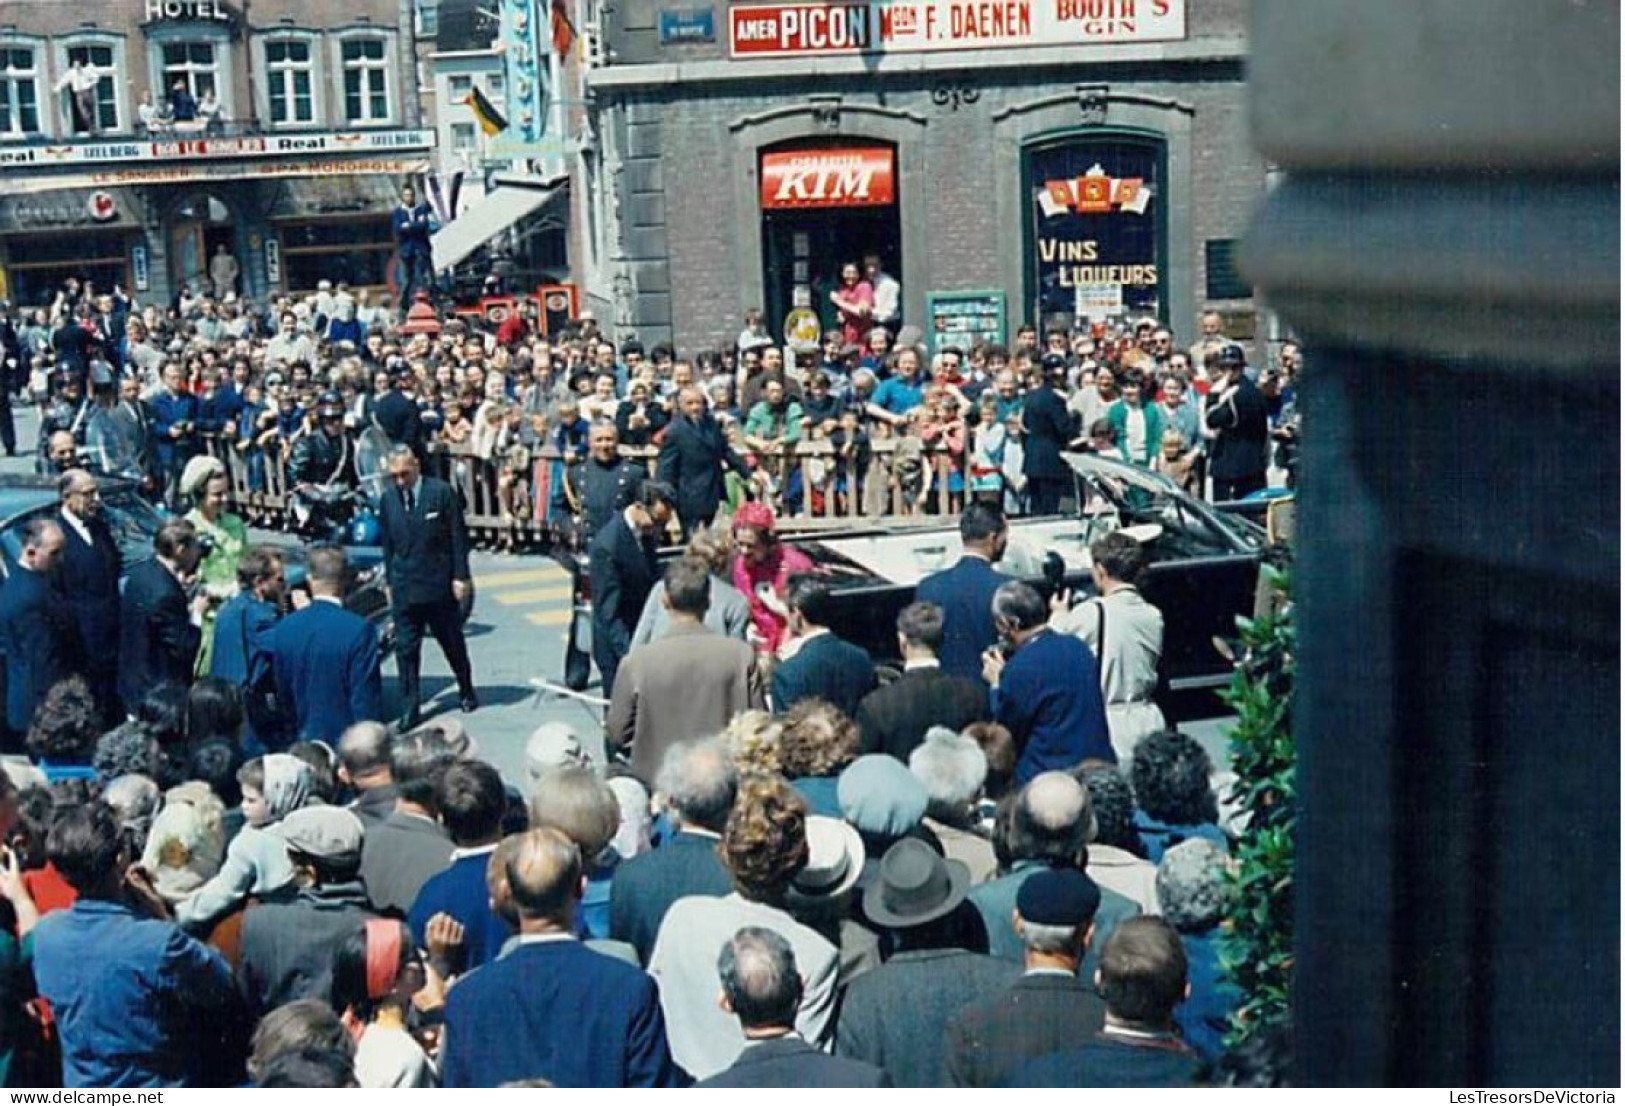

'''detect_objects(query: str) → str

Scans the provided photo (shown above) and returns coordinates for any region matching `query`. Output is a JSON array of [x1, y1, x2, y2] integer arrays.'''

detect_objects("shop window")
[[265, 38, 317, 126], [5, 234, 127, 307], [0, 46, 41, 138], [1023, 134, 1165, 331], [280, 218, 394, 293], [340, 37, 391, 124]]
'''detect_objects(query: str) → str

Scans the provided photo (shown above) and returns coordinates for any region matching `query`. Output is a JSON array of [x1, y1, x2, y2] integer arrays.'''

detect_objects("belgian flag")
[[465, 86, 507, 137]]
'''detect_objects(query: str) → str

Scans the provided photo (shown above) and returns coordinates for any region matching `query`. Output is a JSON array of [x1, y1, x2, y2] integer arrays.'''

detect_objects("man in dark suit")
[[566, 420, 645, 550], [946, 868, 1107, 1086], [263, 546, 383, 745], [55, 470, 121, 725], [587, 481, 675, 698], [609, 737, 737, 963], [915, 501, 1011, 686], [441, 827, 683, 1088], [699, 927, 889, 1088], [771, 575, 875, 717], [656, 387, 756, 538], [0, 519, 79, 750], [118, 518, 207, 712], [370, 366, 426, 462], [1006, 917, 1201, 1088], [855, 601, 990, 762], [1022, 353, 1079, 515], [378, 445, 475, 730], [150, 362, 199, 510], [1203, 343, 1271, 501]]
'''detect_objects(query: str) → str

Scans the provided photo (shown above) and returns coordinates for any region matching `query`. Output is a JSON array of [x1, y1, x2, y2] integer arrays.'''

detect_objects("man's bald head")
[[1008, 772, 1095, 866], [504, 827, 584, 924], [58, 468, 96, 500], [337, 721, 392, 785]]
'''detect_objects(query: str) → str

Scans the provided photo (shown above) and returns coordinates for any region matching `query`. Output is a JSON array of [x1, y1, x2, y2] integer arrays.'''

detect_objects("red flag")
[[551, 0, 577, 56]]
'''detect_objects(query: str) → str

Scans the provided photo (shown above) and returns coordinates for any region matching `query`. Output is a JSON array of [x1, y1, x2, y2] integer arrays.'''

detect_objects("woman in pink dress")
[[730, 501, 813, 654], [829, 262, 875, 348]]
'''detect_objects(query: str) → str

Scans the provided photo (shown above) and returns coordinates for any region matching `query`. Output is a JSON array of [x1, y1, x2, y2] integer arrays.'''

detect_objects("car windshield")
[[0, 484, 163, 571], [1064, 452, 1262, 559]]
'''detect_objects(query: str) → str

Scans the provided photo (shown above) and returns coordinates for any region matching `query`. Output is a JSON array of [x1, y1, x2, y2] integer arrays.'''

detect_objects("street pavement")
[[7, 403, 1236, 791]]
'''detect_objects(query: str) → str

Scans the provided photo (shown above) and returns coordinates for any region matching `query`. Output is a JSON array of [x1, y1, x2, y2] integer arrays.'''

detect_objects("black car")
[[560, 453, 1268, 720], [0, 474, 391, 633], [799, 453, 1267, 720]]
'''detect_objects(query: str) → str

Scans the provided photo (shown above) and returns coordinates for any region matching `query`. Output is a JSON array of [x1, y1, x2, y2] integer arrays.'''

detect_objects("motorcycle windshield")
[[82, 407, 142, 481], [354, 424, 391, 504]]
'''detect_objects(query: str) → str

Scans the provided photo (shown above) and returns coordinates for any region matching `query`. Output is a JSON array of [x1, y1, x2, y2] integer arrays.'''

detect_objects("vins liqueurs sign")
[[729, 0, 1182, 57], [760, 148, 895, 209]]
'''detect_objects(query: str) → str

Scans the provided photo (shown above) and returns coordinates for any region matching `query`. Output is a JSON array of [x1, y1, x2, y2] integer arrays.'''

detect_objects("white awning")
[[430, 174, 567, 272]]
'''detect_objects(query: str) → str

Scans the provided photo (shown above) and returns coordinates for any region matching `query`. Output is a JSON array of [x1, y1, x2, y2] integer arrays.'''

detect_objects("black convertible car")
[[801, 453, 1266, 718], [563, 453, 1270, 720]]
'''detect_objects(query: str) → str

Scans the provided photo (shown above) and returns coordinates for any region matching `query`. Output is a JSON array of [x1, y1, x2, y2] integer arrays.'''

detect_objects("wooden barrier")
[[200, 431, 980, 548]]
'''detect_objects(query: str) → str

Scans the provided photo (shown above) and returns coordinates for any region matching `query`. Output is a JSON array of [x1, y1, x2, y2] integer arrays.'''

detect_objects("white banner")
[[730, 0, 1184, 57], [0, 129, 434, 170]]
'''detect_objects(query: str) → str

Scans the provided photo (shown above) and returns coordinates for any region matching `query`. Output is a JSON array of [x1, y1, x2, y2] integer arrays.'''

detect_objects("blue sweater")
[[408, 850, 513, 972]]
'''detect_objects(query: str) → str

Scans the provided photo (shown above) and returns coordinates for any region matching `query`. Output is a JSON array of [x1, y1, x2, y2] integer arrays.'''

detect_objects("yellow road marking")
[[491, 585, 574, 605], [473, 566, 571, 587], [526, 610, 573, 627]]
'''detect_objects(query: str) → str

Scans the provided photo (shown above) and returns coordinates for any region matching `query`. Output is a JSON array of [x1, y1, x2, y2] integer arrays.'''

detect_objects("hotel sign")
[[730, 0, 1182, 57], [0, 129, 435, 170]]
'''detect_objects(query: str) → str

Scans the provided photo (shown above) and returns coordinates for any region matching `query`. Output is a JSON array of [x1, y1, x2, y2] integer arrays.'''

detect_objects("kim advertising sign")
[[729, 0, 1183, 57]]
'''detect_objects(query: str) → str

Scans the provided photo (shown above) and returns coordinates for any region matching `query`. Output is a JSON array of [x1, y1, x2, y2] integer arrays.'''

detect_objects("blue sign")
[[659, 7, 716, 43]]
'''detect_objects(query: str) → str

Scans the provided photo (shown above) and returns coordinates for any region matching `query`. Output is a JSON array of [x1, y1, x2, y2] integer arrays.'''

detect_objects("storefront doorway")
[[168, 193, 237, 299], [758, 143, 901, 343]]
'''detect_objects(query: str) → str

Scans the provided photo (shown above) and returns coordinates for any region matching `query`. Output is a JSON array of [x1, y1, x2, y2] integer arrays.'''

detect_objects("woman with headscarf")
[[181, 454, 248, 675], [173, 752, 312, 931], [332, 917, 451, 1087], [729, 502, 812, 654]]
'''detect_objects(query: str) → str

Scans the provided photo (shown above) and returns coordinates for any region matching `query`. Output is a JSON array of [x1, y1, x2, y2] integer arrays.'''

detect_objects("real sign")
[[760, 148, 894, 209], [730, 0, 1182, 57]]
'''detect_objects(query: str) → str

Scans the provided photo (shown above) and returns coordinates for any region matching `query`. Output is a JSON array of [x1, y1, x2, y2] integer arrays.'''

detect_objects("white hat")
[[525, 721, 588, 783], [790, 815, 866, 901]]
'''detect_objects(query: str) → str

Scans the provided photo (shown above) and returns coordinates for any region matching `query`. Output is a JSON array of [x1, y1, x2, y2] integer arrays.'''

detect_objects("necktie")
[[403, 486, 415, 515]]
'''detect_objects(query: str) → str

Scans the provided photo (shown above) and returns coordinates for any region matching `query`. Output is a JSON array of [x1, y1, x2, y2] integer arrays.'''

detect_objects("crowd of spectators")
[[0, 274, 1300, 1088]]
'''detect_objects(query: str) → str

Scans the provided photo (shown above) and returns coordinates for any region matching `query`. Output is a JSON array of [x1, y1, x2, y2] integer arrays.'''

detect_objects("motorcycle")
[[289, 424, 390, 546]]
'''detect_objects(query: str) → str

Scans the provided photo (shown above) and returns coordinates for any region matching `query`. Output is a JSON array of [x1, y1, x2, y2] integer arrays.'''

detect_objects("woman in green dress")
[[182, 455, 248, 676]]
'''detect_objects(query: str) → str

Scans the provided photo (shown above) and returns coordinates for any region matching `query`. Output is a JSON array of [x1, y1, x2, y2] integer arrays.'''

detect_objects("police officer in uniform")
[[37, 369, 91, 474], [566, 420, 646, 550], [290, 391, 356, 488]]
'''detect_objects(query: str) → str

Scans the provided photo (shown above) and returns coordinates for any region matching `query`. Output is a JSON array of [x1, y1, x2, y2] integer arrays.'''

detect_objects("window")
[[414, 0, 440, 38], [265, 38, 315, 126], [340, 38, 389, 123], [0, 46, 41, 138], [451, 122, 475, 153], [448, 74, 471, 100], [280, 218, 394, 292], [63, 44, 118, 132], [485, 73, 503, 101], [162, 40, 219, 101]]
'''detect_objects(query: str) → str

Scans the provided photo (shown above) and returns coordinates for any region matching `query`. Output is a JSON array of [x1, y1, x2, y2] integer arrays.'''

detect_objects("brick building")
[[0, 0, 433, 307], [581, 0, 1263, 353]]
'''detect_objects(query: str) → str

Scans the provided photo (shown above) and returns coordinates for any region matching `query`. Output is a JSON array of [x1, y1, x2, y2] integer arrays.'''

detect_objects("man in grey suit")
[[606, 557, 764, 786], [698, 928, 890, 1088]]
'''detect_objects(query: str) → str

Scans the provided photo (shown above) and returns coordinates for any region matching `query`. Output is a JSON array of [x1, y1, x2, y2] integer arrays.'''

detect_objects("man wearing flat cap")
[[237, 806, 375, 1018], [945, 867, 1108, 1086], [834, 839, 1019, 1087]]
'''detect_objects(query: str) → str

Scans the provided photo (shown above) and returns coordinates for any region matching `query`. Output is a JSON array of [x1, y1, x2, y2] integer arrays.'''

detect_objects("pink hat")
[[733, 501, 777, 534]]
